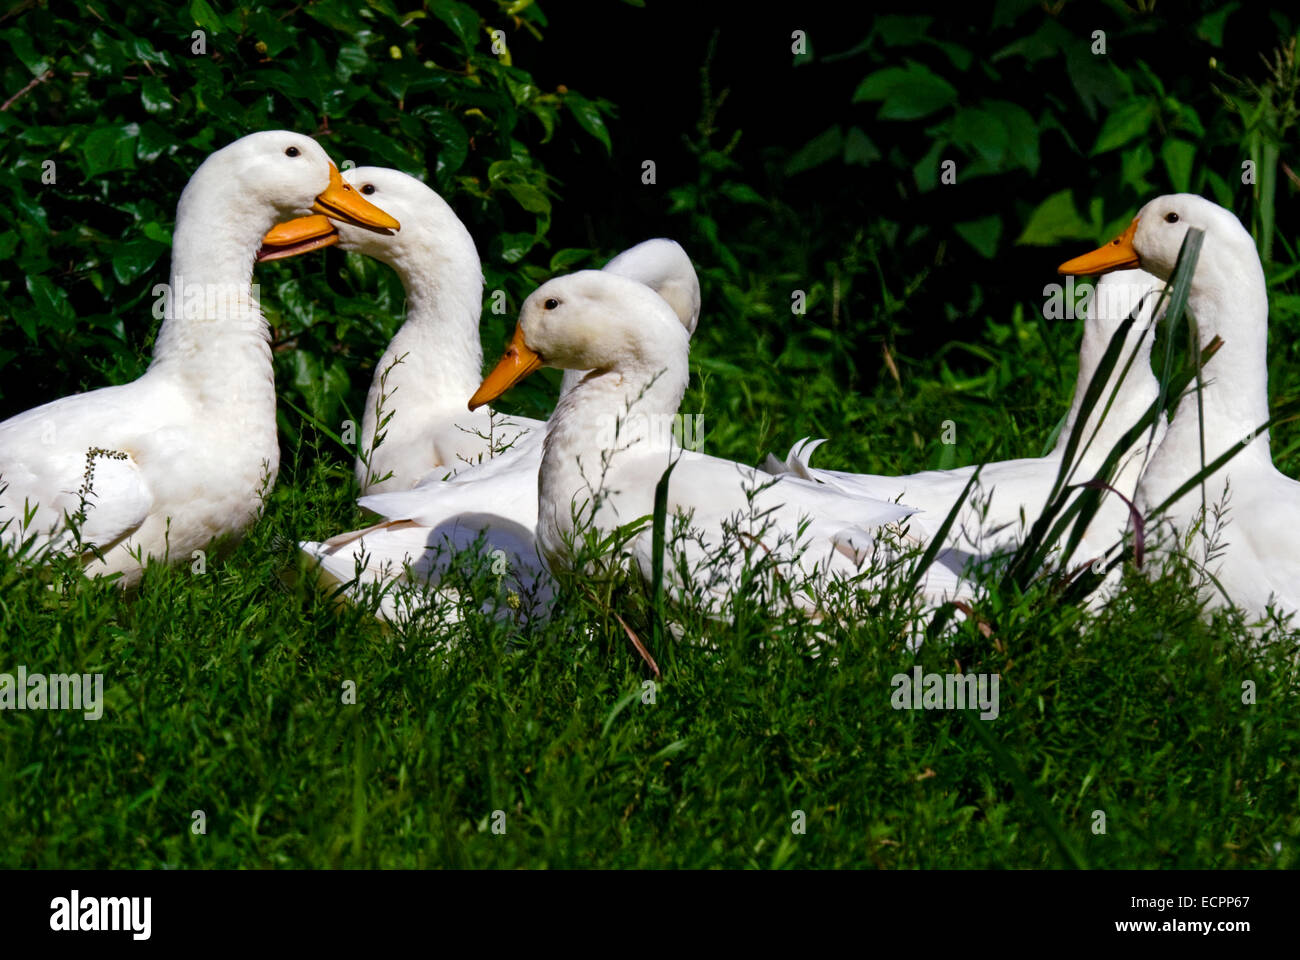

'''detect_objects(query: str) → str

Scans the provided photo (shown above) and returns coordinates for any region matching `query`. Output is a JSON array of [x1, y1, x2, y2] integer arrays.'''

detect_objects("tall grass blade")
[[650, 459, 678, 657]]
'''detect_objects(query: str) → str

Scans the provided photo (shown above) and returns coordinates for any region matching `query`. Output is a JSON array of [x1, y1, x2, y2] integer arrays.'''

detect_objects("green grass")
[[3, 297, 1299, 868]]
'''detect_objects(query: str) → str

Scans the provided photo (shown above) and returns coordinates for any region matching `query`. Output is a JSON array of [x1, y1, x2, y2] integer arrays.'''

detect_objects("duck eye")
[[544, 298, 559, 310], [1165, 212, 1179, 223], [285, 146, 300, 157], [361, 184, 375, 195]]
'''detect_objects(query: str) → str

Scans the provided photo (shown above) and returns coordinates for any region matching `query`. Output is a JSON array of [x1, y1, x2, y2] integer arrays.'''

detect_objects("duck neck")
[[374, 239, 485, 411], [541, 351, 690, 498], [149, 176, 275, 363], [558, 367, 589, 397], [1168, 250, 1271, 455], [1055, 316, 1159, 465]]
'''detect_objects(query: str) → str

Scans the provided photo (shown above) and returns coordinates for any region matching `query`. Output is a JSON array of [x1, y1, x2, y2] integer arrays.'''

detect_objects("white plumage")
[[0, 131, 397, 584], [765, 269, 1168, 582], [1063, 194, 1300, 624]]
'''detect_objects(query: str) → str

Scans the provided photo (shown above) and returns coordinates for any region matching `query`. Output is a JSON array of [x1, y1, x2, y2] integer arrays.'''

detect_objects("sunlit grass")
[[2, 305, 1298, 867]]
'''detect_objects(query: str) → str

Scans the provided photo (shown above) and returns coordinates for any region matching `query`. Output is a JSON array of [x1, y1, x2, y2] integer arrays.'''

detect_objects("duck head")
[[1058, 193, 1256, 287], [209, 134, 398, 260], [468, 271, 685, 410]]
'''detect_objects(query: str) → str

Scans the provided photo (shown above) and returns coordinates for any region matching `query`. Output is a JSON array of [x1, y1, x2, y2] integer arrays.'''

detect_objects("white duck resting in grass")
[[1059, 194, 1300, 626], [464, 270, 952, 618], [766, 268, 1168, 581], [272, 208, 701, 621], [259, 168, 701, 496], [0, 131, 399, 585]]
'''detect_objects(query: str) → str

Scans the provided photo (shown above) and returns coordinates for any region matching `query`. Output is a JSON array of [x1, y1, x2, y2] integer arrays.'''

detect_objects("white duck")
[[766, 268, 1168, 575], [260, 166, 506, 494], [293, 233, 702, 621], [1058, 193, 1300, 624], [466, 270, 931, 614], [0, 131, 399, 585]]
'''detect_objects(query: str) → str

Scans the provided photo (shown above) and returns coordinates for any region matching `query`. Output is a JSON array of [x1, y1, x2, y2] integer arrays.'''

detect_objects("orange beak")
[[257, 164, 399, 262], [1058, 218, 1140, 275], [468, 326, 544, 410], [257, 214, 338, 262], [312, 163, 399, 232]]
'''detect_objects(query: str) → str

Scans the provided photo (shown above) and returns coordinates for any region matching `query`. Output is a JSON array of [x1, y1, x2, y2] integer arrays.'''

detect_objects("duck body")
[[1, 326, 276, 577], [768, 269, 1167, 573], [476, 271, 935, 615], [1, 131, 396, 583]]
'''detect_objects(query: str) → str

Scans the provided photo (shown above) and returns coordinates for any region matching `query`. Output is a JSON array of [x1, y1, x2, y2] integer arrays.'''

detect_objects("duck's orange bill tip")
[[256, 214, 339, 262], [1057, 218, 1140, 276], [312, 162, 401, 234], [468, 329, 543, 411]]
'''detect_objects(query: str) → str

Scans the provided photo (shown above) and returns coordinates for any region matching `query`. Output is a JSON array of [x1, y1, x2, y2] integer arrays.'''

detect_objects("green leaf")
[[246, 9, 298, 57], [1089, 99, 1156, 155], [785, 125, 842, 176], [303, 0, 368, 33], [1161, 139, 1195, 193], [286, 351, 349, 425], [111, 239, 167, 286], [565, 93, 611, 153], [1120, 142, 1155, 194], [982, 100, 1039, 173], [549, 248, 593, 272], [843, 126, 880, 166], [852, 61, 956, 120], [874, 15, 932, 46], [413, 107, 469, 175], [926, 40, 973, 71], [140, 77, 173, 116], [26, 274, 76, 323], [991, 18, 1068, 62], [81, 124, 139, 178], [335, 42, 371, 83], [913, 138, 946, 192], [189, 0, 224, 34], [992, 0, 1041, 30], [954, 215, 1002, 259], [142, 222, 172, 244], [430, 0, 480, 51], [951, 108, 1008, 165], [136, 122, 179, 164], [498, 231, 535, 263], [718, 181, 766, 205], [0, 27, 51, 76], [1196, 3, 1239, 46], [1016, 189, 1100, 246], [504, 182, 550, 214], [1204, 168, 1233, 208]]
